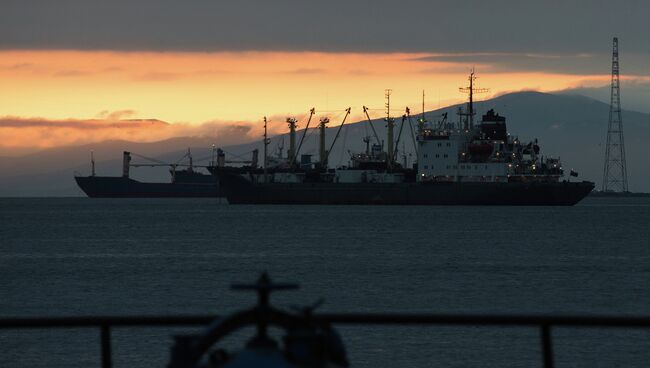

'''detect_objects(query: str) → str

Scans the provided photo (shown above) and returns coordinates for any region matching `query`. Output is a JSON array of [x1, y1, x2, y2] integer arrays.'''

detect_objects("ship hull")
[[75, 176, 220, 198], [218, 174, 594, 206]]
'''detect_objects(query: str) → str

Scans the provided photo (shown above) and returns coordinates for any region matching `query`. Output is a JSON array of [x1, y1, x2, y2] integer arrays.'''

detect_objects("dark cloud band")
[[2, 0, 649, 54]]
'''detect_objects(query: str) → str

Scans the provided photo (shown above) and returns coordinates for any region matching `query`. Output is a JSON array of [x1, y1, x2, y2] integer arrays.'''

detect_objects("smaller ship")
[[75, 149, 221, 198]]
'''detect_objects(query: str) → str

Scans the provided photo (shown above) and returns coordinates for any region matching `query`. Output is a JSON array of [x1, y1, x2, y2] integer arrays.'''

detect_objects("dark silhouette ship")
[[76, 73, 594, 203], [75, 149, 221, 198], [214, 73, 595, 205]]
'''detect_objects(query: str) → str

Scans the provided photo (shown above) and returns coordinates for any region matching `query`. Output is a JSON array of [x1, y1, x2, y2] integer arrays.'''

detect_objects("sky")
[[1, 0, 649, 153]]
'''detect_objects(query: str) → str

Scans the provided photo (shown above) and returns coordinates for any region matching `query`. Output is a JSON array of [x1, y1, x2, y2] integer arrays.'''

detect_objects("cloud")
[[132, 71, 183, 81], [0, 112, 266, 150], [286, 68, 327, 75], [414, 65, 485, 75], [0, 116, 167, 130], [414, 52, 650, 76], [1, 62, 34, 70], [54, 69, 94, 77], [343, 68, 376, 76], [96, 109, 137, 120], [2, 1, 649, 56]]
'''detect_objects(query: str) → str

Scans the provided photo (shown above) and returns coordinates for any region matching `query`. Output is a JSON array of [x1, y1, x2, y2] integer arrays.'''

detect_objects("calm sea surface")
[[1, 197, 650, 367]]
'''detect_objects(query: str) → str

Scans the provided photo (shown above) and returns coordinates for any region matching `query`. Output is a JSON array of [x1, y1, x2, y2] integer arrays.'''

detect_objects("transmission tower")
[[602, 37, 629, 192]]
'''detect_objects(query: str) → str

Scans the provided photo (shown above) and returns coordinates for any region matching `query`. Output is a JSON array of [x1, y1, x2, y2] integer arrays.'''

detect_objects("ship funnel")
[[122, 151, 131, 178], [251, 149, 259, 168]]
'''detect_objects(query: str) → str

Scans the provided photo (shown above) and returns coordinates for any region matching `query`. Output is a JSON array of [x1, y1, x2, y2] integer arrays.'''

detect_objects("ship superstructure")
[[417, 109, 562, 183], [417, 72, 562, 184]]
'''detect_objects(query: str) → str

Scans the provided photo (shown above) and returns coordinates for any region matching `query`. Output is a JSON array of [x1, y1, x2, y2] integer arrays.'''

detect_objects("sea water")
[[1, 197, 649, 367]]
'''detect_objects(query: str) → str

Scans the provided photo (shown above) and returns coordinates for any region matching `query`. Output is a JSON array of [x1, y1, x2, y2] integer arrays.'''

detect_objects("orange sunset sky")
[[2, 1, 649, 155], [0, 50, 617, 153]]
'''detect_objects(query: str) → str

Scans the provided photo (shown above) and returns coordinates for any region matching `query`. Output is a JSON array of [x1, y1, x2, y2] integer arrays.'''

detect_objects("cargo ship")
[[214, 73, 595, 205], [75, 150, 221, 198]]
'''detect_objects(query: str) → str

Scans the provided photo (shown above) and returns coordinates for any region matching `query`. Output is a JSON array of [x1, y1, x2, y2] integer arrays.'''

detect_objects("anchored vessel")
[[75, 149, 221, 198], [216, 73, 594, 205]]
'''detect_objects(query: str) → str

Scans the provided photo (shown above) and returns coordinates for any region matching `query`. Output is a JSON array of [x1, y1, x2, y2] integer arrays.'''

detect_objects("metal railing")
[[0, 315, 215, 368], [1, 314, 650, 368]]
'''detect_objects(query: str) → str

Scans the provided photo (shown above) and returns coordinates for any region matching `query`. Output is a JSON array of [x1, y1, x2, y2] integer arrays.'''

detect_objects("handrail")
[[1, 313, 649, 368], [315, 313, 650, 327]]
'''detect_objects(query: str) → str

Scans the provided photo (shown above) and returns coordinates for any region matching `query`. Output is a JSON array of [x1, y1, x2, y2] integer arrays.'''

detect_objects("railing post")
[[541, 324, 554, 368], [101, 324, 112, 368]]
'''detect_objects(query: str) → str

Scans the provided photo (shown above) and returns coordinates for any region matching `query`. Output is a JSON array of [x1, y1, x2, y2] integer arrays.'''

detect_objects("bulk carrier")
[[75, 149, 221, 197], [213, 73, 595, 205]]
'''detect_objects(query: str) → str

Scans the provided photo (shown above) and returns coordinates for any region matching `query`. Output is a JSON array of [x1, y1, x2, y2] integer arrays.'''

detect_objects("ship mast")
[[263, 117, 269, 182], [319, 117, 329, 168], [459, 70, 488, 129], [468, 73, 474, 128], [421, 90, 425, 122], [286, 117, 297, 166], [417, 90, 427, 134], [385, 89, 395, 167]]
